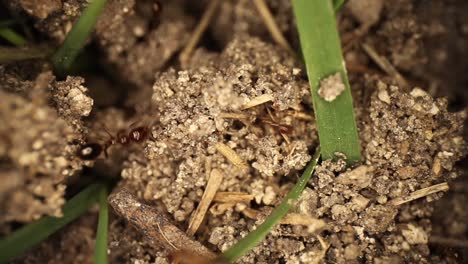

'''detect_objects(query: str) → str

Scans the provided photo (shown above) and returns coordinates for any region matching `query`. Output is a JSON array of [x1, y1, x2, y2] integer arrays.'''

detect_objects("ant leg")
[[102, 125, 115, 141], [128, 120, 139, 129], [103, 141, 111, 158]]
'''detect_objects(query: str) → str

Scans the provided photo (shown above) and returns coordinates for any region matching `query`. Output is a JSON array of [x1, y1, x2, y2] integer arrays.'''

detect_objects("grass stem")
[[0, 183, 104, 263], [94, 186, 109, 264], [51, 0, 108, 75], [221, 148, 321, 262], [0, 27, 27, 46]]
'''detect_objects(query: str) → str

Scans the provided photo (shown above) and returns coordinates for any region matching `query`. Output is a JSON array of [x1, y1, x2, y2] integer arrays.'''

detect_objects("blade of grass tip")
[[292, 0, 361, 164], [0, 183, 104, 263], [51, 0, 108, 75], [94, 185, 109, 264], [221, 148, 321, 263], [0, 27, 27, 46]]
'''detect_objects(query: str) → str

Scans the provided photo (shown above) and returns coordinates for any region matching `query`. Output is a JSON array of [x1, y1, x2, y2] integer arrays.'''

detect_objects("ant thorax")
[[77, 125, 149, 160]]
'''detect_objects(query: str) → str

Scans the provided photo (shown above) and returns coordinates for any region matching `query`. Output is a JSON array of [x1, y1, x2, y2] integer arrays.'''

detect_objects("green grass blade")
[[221, 148, 321, 262], [0, 27, 27, 46], [94, 185, 109, 264], [0, 183, 104, 263], [292, 0, 360, 163], [51, 0, 108, 74], [0, 20, 16, 28], [333, 0, 346, 10]]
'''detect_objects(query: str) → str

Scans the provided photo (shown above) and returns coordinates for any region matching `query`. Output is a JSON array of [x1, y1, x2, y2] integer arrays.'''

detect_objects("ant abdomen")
[[129, 126, 148, 142]]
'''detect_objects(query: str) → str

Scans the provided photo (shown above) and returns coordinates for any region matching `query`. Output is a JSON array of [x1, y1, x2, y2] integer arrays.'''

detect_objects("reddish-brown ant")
[[77, 125, 149, 160], [257, 106, 294, 135], [259, 117, 293, 134]]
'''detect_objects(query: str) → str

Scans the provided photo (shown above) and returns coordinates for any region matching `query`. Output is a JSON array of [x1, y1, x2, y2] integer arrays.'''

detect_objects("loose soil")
[[1, 0, 467, 263]]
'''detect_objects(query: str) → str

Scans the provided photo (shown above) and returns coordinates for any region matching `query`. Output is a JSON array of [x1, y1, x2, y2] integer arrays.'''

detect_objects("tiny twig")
[[286, 110, 314, 121], [215, 143, 249, 171], [157, 221, 178, 250], [389, 182, 449, 206], [312, 235, 330, 264], [179, 0, 220, 67], [108, 188, 216, 260], [253, 0, 294, 55], [241, 207, 260, 219], [0, 45, 52, 64], [361, 42, 408, 88], [187, 169, 224, 236], [218, 112, 249, 120], [213, 192, 254, 203], [242, 94, 274, 109], [240, 208, 325, 232]]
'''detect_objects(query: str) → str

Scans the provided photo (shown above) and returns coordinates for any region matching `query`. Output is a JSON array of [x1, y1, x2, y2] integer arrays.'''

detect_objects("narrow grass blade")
[[0, 28, 27, 46], [292, 0, 361, 163], [333, 0, 346, 10], [221, 148, 321, 262], [0, 183, 104, 263], [51, 0, 108, 74], [94, 185, 109, 264], [0, 20, 16, 28], [0, 45, 53, 64]]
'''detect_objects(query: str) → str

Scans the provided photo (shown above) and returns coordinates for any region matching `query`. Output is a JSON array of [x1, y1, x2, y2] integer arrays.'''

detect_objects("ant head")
[[129, 126, 148, 143], [77, 143, 102, 160]]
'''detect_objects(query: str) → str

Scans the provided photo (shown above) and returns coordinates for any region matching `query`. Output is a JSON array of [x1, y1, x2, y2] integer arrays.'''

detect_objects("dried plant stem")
[[312, 235, 330, 264], [253, 0, 294, 55], [179, 0, 220, 67], [215, 143, 249, 171], [108, 188, 216, 260], [241, 94, 274, 109], [389, 182, 449, 206], [218, 113, 249, 120], [240, 209, 326, 231], [361, 42, 408, 87], [0, 45, 52, 64], [187, 169, 224, 236]]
